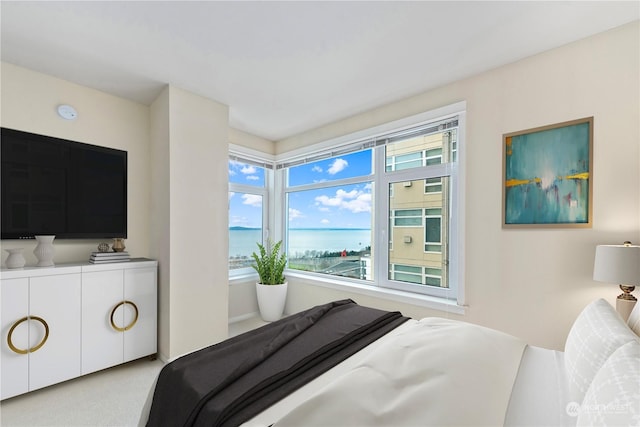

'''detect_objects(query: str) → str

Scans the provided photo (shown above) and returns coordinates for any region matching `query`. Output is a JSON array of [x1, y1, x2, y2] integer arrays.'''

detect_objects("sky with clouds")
[[229, 150, 372, 229]]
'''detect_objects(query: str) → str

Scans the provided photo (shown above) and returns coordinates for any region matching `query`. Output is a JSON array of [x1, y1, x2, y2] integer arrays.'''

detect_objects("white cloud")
[[320, 219, 330, 224], [289, 208, 304, 220], [242, 194, 262, 207], [229, 192, 235, 200], [241, 165, 257, 175], [342, 192, 371, 213], [314, 188, 371, 213], [328, 158, 348, 175], [246, 175, 259, 181], [315, 195, 342, 207], [312, 165, 323, 173]]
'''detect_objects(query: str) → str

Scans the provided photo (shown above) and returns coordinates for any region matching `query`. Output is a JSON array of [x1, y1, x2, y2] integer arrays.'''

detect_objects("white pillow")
[[627, 302, 640, 336], [564, 299, 638, 403], [576, 340, 640, 427]]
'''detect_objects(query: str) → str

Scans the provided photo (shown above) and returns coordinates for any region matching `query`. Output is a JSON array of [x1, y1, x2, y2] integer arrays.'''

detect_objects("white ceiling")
[[1, 1, 638, 141]]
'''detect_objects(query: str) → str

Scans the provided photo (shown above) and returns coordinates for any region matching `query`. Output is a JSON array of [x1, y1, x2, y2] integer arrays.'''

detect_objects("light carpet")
[[1, 358, 164, 427]]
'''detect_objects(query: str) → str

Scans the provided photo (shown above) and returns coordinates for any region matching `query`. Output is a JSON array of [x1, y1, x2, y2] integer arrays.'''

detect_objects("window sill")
[[285, 270, 466, 316]]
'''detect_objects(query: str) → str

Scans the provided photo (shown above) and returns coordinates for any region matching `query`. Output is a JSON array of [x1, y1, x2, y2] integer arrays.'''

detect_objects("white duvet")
[[273, 317, 526, 427]]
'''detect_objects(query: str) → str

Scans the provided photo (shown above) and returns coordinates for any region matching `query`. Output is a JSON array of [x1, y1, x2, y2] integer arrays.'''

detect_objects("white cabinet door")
[[29, 273, 81, 392], [81, 269, 124, 375], [2, 259, 156, 400], [123, 267, 157, 361], [1, 278, 29, 400]]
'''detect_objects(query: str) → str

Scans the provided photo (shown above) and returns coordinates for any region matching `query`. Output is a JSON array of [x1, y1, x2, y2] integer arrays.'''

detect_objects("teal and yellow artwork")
[[503, 118, 592, 226]]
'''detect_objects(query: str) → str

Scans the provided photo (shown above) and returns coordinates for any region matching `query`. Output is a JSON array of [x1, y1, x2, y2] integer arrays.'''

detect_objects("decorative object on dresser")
[[593, 241, 640, 321], [90, 251, 131, 264], [112, 238, 126, 252], [4, 248, 25, 269], [33, 235, 55, 267], [97, 242, 111, 253], [252, 240, 288, 322], [1, 259, 158, 400]]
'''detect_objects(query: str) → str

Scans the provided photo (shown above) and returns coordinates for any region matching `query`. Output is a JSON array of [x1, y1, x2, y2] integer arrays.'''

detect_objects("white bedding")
[[270, 317, 526, 426], [505, 345, 573, 427], [243, 338, 573, 427], [242, 320, 419, 427], [142, 299, 639, 427], [144, 319, 565, 427]]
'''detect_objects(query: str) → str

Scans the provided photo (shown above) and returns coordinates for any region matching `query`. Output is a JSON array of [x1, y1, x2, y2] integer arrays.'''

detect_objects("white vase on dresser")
[[33, 236, 55, 267], [4, 248, 26, 269]]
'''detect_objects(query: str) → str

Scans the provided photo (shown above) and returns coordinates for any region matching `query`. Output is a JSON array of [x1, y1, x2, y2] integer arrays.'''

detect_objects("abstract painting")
[[503, 117, 593, 228]]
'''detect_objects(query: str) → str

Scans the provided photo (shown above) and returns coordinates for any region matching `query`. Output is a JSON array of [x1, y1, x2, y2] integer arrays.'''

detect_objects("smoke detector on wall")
[[57, 104, 78, 120]]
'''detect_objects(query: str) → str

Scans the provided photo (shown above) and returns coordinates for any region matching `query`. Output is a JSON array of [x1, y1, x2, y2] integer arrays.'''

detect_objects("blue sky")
[[229, 150, 372, 229]]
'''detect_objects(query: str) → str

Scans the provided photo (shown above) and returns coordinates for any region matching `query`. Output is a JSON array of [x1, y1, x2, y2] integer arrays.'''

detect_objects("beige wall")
[[0, 63, 150, 263], [150, 86, 229, 359], [275, 21, 640, 350], [149, 88, 172, 359], [229, 127, 275, 155]]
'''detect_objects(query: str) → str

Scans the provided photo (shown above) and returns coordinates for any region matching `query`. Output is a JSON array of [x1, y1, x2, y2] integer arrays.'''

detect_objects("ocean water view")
[[229, 228, 372, 258]]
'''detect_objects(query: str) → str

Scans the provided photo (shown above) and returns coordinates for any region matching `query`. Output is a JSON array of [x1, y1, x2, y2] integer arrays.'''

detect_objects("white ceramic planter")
[[256, 282, 288, 322]]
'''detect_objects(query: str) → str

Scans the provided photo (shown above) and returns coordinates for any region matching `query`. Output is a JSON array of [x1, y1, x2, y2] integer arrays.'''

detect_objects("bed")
[[140, 298, 640, 427]]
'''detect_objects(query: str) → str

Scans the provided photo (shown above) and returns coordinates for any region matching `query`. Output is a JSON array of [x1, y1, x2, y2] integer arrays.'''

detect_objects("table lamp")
[[593, 241, 640, 321]]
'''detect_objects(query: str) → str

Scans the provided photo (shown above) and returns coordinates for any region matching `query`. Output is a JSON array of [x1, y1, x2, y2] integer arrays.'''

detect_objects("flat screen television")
[[1, 128, 127, 240]]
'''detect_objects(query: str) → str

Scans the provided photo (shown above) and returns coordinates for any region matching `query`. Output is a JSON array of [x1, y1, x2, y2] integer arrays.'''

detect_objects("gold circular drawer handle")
[[7, 316, 49, 355], [110, 300, 139, 332]]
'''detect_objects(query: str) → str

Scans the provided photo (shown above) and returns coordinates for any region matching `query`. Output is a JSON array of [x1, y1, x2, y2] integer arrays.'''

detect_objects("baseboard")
[[229, 311, 260, 324]]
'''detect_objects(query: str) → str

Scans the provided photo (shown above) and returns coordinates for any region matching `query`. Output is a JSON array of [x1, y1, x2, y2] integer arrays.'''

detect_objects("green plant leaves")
[[251, 239, 286, 285]]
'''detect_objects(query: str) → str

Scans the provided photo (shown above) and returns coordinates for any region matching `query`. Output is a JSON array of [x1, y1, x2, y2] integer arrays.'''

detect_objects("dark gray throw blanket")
[[146, 299, 408, 427]]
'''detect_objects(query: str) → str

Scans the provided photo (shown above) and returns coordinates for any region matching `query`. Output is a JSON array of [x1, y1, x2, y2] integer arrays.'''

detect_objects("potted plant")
[[251, 240, 288, 321]]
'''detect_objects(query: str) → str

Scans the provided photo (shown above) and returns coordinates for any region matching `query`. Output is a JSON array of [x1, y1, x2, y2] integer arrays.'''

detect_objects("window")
[[392, 209, 422, 227], [390, 264, 422, 284], [284, 150, 373, 280], [383, 129, 454, 296], [390, 264, 443, 287], [425, 178, 442, 193], [230, 102, 464, 305], [278, 105, 463, 301], [425, 208, 442, 253], [228, 156, 269, 273]]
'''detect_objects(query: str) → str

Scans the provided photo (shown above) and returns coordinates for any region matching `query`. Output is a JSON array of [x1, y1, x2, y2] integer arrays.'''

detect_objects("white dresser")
[[1, 259, 157, 400]]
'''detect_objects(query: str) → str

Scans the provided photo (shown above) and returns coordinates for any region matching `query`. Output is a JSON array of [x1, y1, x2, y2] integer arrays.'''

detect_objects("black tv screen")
[[1, 128, 127, 239]]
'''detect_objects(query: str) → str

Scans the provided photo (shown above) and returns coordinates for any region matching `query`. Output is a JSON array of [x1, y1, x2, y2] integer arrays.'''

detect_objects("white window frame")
[[274, 102, 466, 312], [228, 146, 275, 279], [377, 159, 454, 299]]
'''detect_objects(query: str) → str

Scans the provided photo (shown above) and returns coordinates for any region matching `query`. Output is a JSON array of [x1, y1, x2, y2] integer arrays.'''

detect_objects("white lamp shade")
[[593, 244, 640, 285]]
